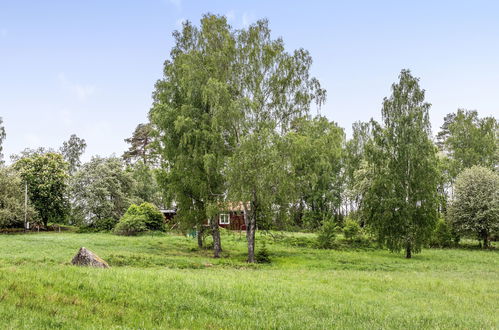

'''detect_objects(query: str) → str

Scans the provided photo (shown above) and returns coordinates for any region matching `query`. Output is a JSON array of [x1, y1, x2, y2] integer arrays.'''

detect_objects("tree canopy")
[[363, 70, 439, 258], [13, 152, 69, 226], [226, 19, 325, 262], [70, 156, 135, 226], [0, 167, 37, 228], [449, 166, 499, 248], [150, 14, 238, 256], [123, 123, 157, 165], [437, 109, 498, 179], [285, 116, 344, 229], [60, 134, 87, 175], [0, 117, 5, 164]]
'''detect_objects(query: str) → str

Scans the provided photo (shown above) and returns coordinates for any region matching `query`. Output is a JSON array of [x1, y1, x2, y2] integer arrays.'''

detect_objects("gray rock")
[[71, 247, 110, 268]]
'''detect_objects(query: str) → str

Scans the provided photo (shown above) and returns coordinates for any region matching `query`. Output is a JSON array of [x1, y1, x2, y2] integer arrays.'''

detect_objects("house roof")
[[159, 209, 177, 214], [220, 201, 250, 212]]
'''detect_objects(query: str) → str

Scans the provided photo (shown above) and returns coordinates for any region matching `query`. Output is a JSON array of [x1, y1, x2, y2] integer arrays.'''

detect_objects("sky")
[[1, 0, 498, 163]]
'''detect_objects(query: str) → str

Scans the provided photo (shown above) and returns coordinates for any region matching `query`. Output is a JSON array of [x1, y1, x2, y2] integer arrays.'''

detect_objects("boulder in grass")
[[71, 247, 110, 268]]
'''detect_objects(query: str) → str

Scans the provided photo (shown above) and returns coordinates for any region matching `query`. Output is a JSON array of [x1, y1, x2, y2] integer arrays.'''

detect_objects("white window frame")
[[219, 213, 230, 225]]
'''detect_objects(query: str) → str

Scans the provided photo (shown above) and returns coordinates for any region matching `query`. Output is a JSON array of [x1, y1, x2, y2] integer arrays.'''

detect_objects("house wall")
[[162, 210, 247, 231], [219, 211, 246, 230]]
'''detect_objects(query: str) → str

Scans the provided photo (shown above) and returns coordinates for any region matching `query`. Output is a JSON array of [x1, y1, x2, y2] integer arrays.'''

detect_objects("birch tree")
[[437, 109, 498, 177], [60, 134, 87, 175], [227, 19, 325, 262], [150, 15, 237, 257], [363, 70, 439, 258]]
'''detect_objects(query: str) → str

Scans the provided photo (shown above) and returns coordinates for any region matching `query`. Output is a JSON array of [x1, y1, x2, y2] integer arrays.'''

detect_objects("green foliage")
[[449, 166, 499, 248], [93, 217, 117, 231], [430, 218, 453, 248], [122, 123, 157, 165], [123, 202, 165, 231], [344, 121, 372, 213], [316, 221, 339, 249], [362, 70, 439, 258], [0, 167, 37, 228], [255, 242, 271, 263], [437, 109, 498, 178], [13, 152, 69, 226], [227, 128, 287, 226], [286, 116, 345, 229], [227, 19, 326, 261], [140, 202, 164, 231], [150, 15, 236, 256], [60, 134, 86, 175], [0, 117, 5, 164], [128, 161, 163, 206], [113, 214, 148, 236], [301, 210, 327, 230], [150, 15, 325, 261], [70, 156, 135, 225], [343, 219, 361, 242]]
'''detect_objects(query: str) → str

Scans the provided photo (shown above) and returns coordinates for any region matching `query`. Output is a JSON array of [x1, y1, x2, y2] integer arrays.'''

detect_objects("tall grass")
[[0, 232, 497, 329]]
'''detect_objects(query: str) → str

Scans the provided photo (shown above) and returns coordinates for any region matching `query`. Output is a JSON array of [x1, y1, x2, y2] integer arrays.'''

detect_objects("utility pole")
[[24, 182, 28, 231]]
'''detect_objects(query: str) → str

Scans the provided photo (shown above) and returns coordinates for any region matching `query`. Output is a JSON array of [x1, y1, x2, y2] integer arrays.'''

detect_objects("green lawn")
[[0, 231, 497, 329]]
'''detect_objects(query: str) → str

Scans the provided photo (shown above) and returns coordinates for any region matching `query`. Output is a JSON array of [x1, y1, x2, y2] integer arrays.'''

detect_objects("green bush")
[[302, 210, 326, 230], [113, 214, 147, 236], [122, 202, 165, 231], [256, 242, 271, 263], [343, 219, 361, 242], [316, 221, 339, 249], [430, 218, 453, 248], [139, 202, 165, 231], [94, 217, 117, 231]]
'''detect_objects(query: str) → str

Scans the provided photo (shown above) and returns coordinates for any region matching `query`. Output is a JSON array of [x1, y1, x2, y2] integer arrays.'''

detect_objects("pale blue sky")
[[1, 0, 498, 162]]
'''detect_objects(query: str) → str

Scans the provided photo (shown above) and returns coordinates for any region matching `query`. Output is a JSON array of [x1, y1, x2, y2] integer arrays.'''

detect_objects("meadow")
[[0, 231, 497, 329]]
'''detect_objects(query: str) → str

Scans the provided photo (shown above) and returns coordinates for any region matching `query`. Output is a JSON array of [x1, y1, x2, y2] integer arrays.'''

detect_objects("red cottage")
[[216, 202, 248, 231], [160, 202, 248, 231]]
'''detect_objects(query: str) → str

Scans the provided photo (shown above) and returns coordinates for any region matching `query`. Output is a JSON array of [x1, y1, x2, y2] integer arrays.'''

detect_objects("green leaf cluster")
[[13, 152, 69, 226], [0, 167, 37, 228], [362, 70, 439, 257], [449, 166, 499, 248], [123, 202, 165, 231], [70, 157, 135, 225]]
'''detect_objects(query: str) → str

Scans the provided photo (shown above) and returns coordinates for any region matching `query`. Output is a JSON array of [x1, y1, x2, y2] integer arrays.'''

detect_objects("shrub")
[[302, 210, 333, 230], [343, 219, 361, 242], [94, 217, 117, 231], [122, 202, 165, 231], [113, 214, 147, 236], [256, 242, 271, 263], [430, 218, 453, 248], [316, 221, 339, 249], [138, 202, 165, 231]]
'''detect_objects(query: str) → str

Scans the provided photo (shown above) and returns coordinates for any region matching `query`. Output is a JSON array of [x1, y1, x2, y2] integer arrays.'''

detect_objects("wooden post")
[[24, 182, 28, 232]]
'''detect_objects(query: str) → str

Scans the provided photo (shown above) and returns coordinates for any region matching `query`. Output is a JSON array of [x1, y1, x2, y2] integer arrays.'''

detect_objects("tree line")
[[0, 14, 497, 262]]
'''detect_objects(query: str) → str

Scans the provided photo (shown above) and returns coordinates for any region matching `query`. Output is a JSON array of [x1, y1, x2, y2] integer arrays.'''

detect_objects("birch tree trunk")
[[211, 216, 222, 258]]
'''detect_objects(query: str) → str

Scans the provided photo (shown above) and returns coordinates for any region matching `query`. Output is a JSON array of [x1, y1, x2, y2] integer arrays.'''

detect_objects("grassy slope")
[[0, 232, 497, 329]]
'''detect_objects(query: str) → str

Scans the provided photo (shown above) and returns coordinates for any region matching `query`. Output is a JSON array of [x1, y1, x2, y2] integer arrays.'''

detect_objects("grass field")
[[0, 231, 497, 329]]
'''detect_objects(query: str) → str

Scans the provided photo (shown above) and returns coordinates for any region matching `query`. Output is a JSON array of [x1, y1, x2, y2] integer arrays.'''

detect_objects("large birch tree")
[[227, 20, 325, 262], [363, 70, 439, 258], [150, 15, 238, 257]]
